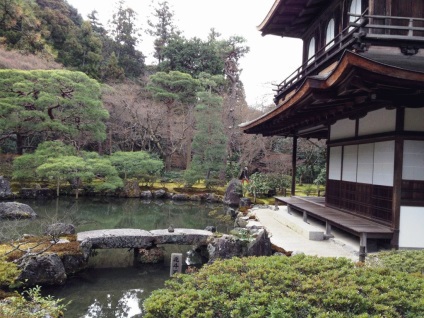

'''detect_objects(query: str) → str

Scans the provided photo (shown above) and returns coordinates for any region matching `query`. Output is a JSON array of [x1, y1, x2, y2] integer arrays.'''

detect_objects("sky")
[[66, 0, 303, 108]]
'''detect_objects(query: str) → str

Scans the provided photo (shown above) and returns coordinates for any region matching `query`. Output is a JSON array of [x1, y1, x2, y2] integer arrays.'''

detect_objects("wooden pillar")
[[291, 136, 298, 196], [392, 137, 403, 248], [359, 233, 367, 262], [391, 108, 404, 248], [325, 222, 333, 237], [303, 211, 308, 223]]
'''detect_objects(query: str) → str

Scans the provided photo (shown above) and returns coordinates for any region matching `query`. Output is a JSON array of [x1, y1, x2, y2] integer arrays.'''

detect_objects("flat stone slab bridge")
[[77, 228, 214, 259]]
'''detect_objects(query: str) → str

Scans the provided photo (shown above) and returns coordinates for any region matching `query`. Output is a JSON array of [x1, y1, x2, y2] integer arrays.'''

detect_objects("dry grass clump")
[[0, 234, 80, 262], [0, 46, 62, 70]]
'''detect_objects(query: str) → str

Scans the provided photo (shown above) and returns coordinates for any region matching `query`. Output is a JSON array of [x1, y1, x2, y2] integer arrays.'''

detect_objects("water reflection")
[[85, 289, 144, 317], [3, 197, 232, 239], [44, 265, 169, 318], [29, 198, 232, 317]]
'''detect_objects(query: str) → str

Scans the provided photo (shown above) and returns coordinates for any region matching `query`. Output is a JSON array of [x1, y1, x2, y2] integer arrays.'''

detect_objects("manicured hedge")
[[367, 250, 424, 275], [144, 254, 424, 318]]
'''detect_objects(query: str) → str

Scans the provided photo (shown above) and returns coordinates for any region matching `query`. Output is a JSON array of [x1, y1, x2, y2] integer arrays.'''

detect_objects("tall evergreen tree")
[[109, 0, 144, 77], [87, 10, 106, 36], [147, 0, 179, 64], [160, 36, 224, 77], [101, 52, 125, 82], [60, 21, 103, 78], [147, 71, 201, 170], [184, 73, 227, 187]]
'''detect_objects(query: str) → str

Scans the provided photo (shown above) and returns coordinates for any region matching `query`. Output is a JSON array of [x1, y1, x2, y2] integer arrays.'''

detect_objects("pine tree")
[[0, 70, 109, 154], [147, 0, 179, 64], [184, 74, 227, 187], [147, 71, 201, 170], [109, 0, 144, 77]]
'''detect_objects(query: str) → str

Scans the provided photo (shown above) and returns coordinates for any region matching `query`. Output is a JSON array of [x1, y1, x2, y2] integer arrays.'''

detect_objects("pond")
[[5, 197, 233, 318]]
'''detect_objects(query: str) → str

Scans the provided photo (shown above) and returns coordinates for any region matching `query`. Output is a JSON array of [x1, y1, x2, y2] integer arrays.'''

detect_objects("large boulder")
[[239, 197, 252, 209], [207, 229, 272, 263], [189, 194, 202, 201], [223, 179, 242, 206], [18, 253, 67, 286], [207, 234, 247, 262], [246, 229, 272, 257], [0, 176, 12, 199], [140, 190, 153, 199], [121, 180, 141, 198], [226, 207, 237, 218], [172, 193, 190, 201], [61, 253, 88, 274], [153, 189, 166, 198], [0, 202, 37, 220], [44, 223, 76, 237], [204, 193, 222, 203]]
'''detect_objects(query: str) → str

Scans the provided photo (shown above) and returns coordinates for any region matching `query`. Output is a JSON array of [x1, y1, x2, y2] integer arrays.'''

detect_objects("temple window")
[[307, 36, 316, 63], [349, 0, 362, 17], [349, 0, 362, 30], [325, 18, 335, 48]]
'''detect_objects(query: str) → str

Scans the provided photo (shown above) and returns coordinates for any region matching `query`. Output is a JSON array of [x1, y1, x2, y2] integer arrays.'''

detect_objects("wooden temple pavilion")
[[240, 0, 424, 255]]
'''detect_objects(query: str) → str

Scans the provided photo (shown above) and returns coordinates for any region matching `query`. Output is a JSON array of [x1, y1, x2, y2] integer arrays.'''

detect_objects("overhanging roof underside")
[[258, 0, 328, 37], [240, 51, 424, 139]]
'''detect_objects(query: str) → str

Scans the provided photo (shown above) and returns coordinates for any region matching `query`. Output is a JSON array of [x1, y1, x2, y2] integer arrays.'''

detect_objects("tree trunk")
[[16, 133, 24, 155], [185, 106, 195, 169], [164, 103, 173, 171]]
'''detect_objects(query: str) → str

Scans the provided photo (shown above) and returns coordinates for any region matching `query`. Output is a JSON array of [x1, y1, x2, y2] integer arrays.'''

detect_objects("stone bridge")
[[77, 228, 214, 259]]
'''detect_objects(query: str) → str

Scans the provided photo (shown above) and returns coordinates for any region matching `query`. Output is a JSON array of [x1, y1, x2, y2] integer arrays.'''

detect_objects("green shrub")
[[0, 286, 67, 318], [367, 250, 424, 275], [144, 254, 424, 318], [0, 257, 20, 288], [244, 172, 271, 201]]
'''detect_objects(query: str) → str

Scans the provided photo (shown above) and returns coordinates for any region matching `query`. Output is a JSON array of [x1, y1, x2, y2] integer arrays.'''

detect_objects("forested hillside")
[[0, 0, 325, 188]]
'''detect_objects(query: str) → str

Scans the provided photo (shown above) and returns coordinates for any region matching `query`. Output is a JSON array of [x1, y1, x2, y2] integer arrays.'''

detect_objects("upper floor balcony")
[[274, 12, 424, 105]]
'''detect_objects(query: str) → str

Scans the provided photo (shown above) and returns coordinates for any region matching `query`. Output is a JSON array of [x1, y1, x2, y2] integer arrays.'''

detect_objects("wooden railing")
[[360, 14, 424, 38], [274, 14, 366, 99], [274, 12, 424, 101]]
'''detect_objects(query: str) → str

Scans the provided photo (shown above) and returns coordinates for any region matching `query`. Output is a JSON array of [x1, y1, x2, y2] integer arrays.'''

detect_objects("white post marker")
[[170, 253, 182, 276]]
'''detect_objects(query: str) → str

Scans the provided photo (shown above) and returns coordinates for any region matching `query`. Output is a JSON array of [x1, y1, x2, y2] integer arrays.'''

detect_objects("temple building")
[[240, 0, 424, 253]]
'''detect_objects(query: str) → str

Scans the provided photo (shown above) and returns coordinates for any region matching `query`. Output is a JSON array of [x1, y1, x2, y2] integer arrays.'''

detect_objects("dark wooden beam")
[[391, 136, 403, 249], [291, 136, 298, 196]]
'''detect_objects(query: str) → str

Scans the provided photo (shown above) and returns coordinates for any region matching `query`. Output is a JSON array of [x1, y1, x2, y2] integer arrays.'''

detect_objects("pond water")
[[5, 197, 232, 318]]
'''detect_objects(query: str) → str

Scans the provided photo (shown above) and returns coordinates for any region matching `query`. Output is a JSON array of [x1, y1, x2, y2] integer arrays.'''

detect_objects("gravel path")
[[252, 206, 359, 261]]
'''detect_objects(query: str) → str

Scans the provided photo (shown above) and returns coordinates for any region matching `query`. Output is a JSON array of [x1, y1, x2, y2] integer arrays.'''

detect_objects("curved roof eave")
[[240, 51, 424, 134], [257, 0, 284, 36]]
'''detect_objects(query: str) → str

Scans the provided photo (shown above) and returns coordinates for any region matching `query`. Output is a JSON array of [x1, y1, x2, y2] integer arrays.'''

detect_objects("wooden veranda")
[[275, 196, 394, 260]]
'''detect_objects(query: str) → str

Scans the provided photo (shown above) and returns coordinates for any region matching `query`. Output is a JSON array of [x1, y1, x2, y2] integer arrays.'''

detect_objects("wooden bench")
[[275, 196, 393, 261]]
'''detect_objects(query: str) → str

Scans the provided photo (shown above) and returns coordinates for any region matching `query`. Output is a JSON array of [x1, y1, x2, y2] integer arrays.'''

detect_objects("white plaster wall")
[[342, 145, 358, 182], [405, 108, 424, 131], [403, 140, 424, 181], [358, 108, 396, 136], [373, 141, 394, 186], [399, 206, 424, 248], [330, 118, 356, 140], [329, 146, 342, 180], [357, 143, 374, 184]]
